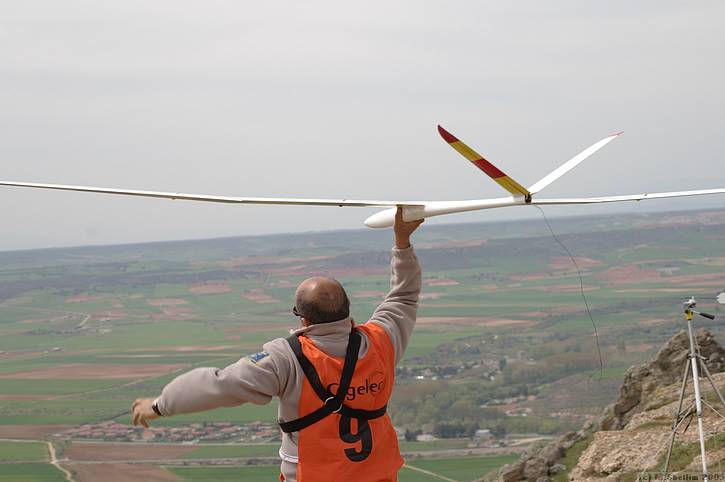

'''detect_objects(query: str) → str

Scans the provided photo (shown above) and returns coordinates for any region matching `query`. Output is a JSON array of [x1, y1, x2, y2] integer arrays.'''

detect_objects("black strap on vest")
[[279, 329, 387, 433]]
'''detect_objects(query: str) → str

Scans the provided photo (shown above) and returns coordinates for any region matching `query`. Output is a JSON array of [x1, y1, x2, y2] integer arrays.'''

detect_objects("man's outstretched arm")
[[132, 345, 285, 428], [369, 207, 423, 365]]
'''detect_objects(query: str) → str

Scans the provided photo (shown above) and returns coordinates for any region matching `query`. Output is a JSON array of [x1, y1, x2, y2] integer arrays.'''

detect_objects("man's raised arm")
[[369, 207, 423, 364]]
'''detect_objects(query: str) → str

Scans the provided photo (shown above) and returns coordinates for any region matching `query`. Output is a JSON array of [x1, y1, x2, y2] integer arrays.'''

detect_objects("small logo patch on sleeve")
[[246, 351, 270, 364]]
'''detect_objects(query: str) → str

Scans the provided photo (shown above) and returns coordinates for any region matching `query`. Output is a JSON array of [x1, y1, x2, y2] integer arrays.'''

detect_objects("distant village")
[[56, 418, 530, 448], [58, 420, 281, 444]]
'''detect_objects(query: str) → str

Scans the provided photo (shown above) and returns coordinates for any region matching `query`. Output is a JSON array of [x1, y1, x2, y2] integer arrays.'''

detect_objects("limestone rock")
[[523, 457, 548, 480], [571, 359, 725, 480], [488, 329, 724, 482], [601, 328, 725, 431], [498, 461, 525, 482], [492, 431, 588, 481]]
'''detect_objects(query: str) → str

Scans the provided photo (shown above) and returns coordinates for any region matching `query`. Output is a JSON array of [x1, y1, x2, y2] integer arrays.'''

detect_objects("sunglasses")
[[292, 306, 303, 318]]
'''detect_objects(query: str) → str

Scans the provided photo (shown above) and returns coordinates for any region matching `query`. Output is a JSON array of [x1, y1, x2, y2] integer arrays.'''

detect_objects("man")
[[132, 207, 423, 481]]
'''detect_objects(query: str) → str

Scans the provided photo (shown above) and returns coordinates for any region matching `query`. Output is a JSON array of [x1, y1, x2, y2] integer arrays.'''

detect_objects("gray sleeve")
[[156, 340, 290, 416], [368, 246, 422, 364]]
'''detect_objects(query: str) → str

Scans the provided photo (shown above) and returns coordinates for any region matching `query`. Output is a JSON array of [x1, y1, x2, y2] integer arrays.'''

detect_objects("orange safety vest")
[[279, 323, 403, 482]]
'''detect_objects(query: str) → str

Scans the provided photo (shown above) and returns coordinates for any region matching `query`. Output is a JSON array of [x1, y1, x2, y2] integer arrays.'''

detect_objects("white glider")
[[2, 126, 724, 228]]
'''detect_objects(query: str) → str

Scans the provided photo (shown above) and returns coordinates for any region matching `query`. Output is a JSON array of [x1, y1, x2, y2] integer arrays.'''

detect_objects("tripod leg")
[[664, 360, 691, 474], [698, 357, 725, 409]]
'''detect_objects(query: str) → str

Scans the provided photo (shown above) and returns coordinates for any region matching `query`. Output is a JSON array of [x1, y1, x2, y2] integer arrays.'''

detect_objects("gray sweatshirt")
[[155, 246, 421, 481]]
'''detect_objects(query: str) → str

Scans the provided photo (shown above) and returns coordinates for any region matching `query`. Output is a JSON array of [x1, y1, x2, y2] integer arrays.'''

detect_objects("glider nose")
[[364, 208, 397, 228], [364, 206, 427, 228]]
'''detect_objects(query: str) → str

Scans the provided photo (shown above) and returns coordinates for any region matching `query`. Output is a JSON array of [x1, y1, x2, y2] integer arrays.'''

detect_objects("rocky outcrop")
[[493, 430, 589, 482], [570, 369, 725, 481], [601, 328, 725, 431], [488, 328, 725, 482]]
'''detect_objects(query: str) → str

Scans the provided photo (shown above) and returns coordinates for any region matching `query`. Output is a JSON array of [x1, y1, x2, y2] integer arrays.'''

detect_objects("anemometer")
[[659, 293, 725, 482]]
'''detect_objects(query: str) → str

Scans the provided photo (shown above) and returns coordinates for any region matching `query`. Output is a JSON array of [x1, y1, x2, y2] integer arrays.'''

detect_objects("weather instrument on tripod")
[[661, 294, 725, 482]]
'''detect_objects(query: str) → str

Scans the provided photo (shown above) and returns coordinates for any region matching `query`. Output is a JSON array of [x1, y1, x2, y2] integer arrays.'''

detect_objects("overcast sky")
[[1, 1, 724, 251]]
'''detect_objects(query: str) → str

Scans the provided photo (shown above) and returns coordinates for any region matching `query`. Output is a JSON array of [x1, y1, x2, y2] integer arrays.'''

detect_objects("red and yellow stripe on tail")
[[438, 125, 531, 198]]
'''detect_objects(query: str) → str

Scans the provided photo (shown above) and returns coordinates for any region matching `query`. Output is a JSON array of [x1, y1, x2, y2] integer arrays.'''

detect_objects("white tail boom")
[[1, 126, 724, 228]]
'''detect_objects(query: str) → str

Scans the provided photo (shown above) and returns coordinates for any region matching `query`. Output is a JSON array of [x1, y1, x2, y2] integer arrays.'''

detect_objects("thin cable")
[[535, 206, 604, 379]]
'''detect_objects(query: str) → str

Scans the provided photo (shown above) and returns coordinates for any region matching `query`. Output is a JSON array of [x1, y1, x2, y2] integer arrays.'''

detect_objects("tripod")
[[662, 297, 725, 481]]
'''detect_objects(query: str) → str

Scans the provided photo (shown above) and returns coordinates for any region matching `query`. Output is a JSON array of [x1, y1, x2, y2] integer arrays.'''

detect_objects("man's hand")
[[132, 398, 159, 428], [394, 206, 424, 249]]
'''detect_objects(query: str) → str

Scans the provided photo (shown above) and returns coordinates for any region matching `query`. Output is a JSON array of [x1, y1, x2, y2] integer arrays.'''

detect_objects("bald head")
[[294, 276, 350, 324]]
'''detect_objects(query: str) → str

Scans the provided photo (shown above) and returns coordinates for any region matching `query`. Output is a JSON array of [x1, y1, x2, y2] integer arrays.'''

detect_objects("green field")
[[399, 439, 474, 452], [0, 441, 48, 461], [0, 399, 279, 426], [402, 327, 486, 360], [169, 455, 516, 482], [0, 379, 128, 394], [406, 455, 520, 481], [170, 466, 281, 482], [0, 399, 133, 425], [0, 464, 65, 482]]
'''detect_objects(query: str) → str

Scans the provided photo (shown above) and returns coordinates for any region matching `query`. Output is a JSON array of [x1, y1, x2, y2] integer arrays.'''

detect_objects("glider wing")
[[533, 188, 725, 205], [0, 181, 424, 208]]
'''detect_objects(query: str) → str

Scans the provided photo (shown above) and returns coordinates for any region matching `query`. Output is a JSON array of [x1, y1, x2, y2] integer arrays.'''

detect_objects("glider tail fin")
[[527, 131, 623, 195], [438, 125, 530, 198]]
